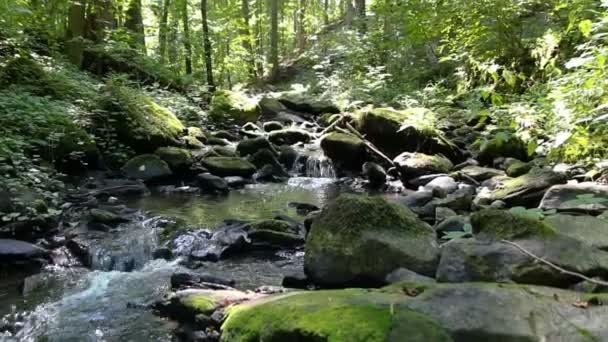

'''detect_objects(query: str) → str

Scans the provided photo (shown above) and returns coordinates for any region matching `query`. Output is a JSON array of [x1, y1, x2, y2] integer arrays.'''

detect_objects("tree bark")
[[254, 0, 264, 78], [241, 0, 256, 80], [324, 0, 329, 25], [269, 0, 279, 81], [296, 0, 307, 52], [201, 0, 215, 90], [354, 0, 365, 32], [66, 0, 87, 67], [158, 0, 171, 61], [180, 0, 192, 74], [124, 0, 146, 52]]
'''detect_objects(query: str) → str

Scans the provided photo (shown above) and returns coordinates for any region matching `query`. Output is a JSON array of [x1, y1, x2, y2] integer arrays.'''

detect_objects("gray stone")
[[539, 182, 608, 214]]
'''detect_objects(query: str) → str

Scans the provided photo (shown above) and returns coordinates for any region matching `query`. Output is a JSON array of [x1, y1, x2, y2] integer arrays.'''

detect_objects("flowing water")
[[1, 177, 342, 342]]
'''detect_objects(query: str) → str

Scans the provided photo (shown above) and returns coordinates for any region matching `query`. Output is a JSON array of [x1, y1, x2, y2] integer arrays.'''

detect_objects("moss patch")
[[210, 90, 260, 124], [221, 289, 451, 342], [155, 147, 192, 170], [202, 157, 257, 177], [471, 209, 556, 241]]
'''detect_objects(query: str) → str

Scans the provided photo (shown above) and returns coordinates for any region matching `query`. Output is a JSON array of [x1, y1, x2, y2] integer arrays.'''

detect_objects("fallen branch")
[[501, 239, 608, 287], [317, 114, 345, 137], [344, 122, 394, 166]]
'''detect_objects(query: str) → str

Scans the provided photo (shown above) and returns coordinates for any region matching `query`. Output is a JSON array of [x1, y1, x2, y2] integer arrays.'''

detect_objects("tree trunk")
[[158, 0, 171, 61], [201, 0, 215, 91], [269, 0, 279, 81], [180, 0, 192, 74], [324, 0, 329, 25], [254, 0, 264, 78], [354, 0, 365, 31], [241, 0, 256, 80], [296, 0, 306, 52], [344, 0, 355, 25], [167, 5, 179, 69], [66, 0, 87, 67], [124, 0, 146, 52]]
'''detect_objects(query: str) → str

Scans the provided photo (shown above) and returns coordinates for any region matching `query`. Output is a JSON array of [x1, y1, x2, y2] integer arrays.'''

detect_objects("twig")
[[501, 239, 608, 287], [317, 114, 345, 137]]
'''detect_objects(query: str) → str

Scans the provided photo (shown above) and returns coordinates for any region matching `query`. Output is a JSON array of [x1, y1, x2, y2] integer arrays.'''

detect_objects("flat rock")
[[539, 182, 608, 214]]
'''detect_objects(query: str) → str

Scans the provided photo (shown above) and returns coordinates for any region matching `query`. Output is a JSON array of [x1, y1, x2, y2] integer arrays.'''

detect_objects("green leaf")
[[579, 20, 593, 38]]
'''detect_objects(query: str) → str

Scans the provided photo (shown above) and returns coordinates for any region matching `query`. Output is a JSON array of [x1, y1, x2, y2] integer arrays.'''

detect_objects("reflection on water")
[[127, 177, 342, 227]]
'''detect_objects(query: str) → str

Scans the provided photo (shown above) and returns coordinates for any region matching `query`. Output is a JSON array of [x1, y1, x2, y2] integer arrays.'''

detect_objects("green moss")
[[477, 131, 528, 164], [492, 168, 566, 200], [202, 157, 257, 177], [249, 219, 292, 233], [105, 81, 185, 151], [506, 161, 532, 177], [182, 294, 220, 315], [121, 154, 172, 181], [471, 209, 556, 240], [155, 147, 192, 170], [221, 289, 451, 342], [210, 90, 260, 124]]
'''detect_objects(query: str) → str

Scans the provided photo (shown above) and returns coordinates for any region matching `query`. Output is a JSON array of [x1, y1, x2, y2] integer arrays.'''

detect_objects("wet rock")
[[196, 173, 229, 194], [248, 149, 284, 171], [171, 272, 235, 290], [209, 145, 237, 157], [435, 215, 468, 238], [304, 211, 320, 236], [156, 289, 259, 322], [423, 176, 457, 198], [431, 186, 474, 212], [478, 168, 567, 207], [398, 190, 434, 208], [385, 268, 436, 284], [240, 122, 263, 138], [152, 247, 173, 260], [394, 152, 453, 180], [205, 137, 229, 146], [320, 132, 367, 171], [362, 162, 387, 188], [0, 239, 48, 267], [267, 128, 312, 145], [282, 271, 310, 289], [223, 176, 249, 188], [89, 208, 128, 225], [305, 194, 439, 287], [121, 154, 172, 182], [539, 182, 608, 214], [506, 160, 532, 177], [175, 224, 249, 261], [458, 165, 504, 181], [212, 130, 239, 142], [477, 131, 528, 165], [253, 164, 289, 182], [288, 202, 320, 216], [201, 157, 256, 178], [155, 147, 193, 172], [262, 121, 284, 132], [236, 137, 276, 157], [278, 146, 299, 169]]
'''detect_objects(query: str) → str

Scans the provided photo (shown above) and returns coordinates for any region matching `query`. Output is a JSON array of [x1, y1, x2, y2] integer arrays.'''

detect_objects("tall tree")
[[241, 0, 256, 80], [296, 0, 307, 52], [324, 0, 329, 25], [254, 0, 264, 78], [179, 0, 192, 74], [158, 0, 171, 62], [201, 0, 215, 90], [124, 0, 146, 51], [354, 0, 365, 31], [269, 0, 279, 81], [66, 0, 87, 66]]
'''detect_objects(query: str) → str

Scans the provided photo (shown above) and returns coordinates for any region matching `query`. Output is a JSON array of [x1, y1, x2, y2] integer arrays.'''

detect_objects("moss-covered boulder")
[[155, 147, 193, 172], [201, 157, 256, 177], [209, 90, 260, 124], [320, 132, 367, 171], [484, 168, 567, 207], [104, 82, 185, 152], [258, 97, 288, 117], [246, 219, 304, 247], [393, 152, 453, 180], [221, 289, 452, 342], [356, 107, 460, 160], [267, 128, 312, 145], [157, 289, 258, 322], [305, 194, 439, 287], [506, 160, 532, 177], [121, 154, 172, 181], [236, 137, 276, 157], [262, 121, 284, 132], [544, 214, 608, 251], [471, 209, 556, 241], [477, 131, 528, 165], [458, 165, 505, 182]]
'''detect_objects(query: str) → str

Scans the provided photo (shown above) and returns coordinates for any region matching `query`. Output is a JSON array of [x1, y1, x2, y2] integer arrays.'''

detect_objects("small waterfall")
[[292, 145, 336, 178]]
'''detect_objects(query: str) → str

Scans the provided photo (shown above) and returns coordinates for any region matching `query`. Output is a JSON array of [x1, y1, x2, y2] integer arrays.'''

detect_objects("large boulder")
[[394, 152, 453, 180], [0, 239, 48, 264], [236, 137, 276, 157], [267, 128, 312, 145], [154, 147, 193, 172], [356, 107, 461, 160], [221, 289, 452, 342], [477, 131, 528, 165], [477, 168, 567, 207], [539, 182, 608, 214], [320, 132, 367, 171], [305, 194, 440, 287], [121, 154, 172, 182], [201, 157, 256, 177], [278, 94, 340, 115], [458, 165, 504, 182], [104, 82, 185, 152], [209, 90, 260, 124]]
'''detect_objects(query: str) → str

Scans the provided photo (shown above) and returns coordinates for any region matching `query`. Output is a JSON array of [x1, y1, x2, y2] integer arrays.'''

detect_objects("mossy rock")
[[320, 132, 367, 171], [262, 121, 284, 132], [490, 168, 567, 207], [210, 90, 260, 124], [471, 209, 556, 241], [355, 107, 460, 160], [305, 194, 439, 287], [237, 137, 276, 157], [393, 152, 453, 180], [248, 219, 293, 233], [267, 128, 312, 146], [155, 147, 193, 171], [186, 127, 208, 142], [258, 97, 288, 117], [221, 289, 452, 342], [506, 160, 532, 177], [104, 82, 185, 152], [121, 154, 172, 181], [89, 208, 127, 225], [477, 131, 528, 165], [201, 157, 257, 177]]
